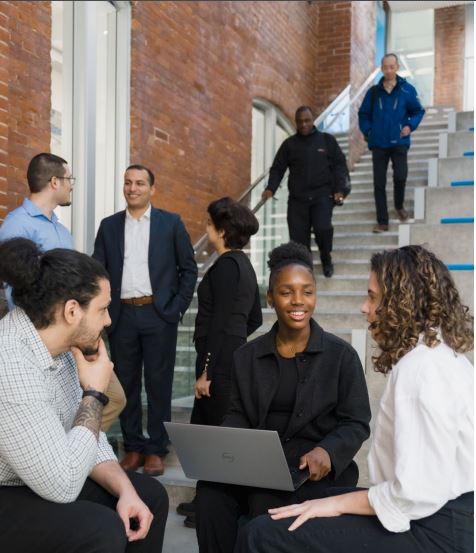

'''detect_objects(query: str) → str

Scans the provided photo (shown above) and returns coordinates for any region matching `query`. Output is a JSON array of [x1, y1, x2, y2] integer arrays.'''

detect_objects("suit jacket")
[[223, 319, 371, 479], [93, 207, 198, 333]]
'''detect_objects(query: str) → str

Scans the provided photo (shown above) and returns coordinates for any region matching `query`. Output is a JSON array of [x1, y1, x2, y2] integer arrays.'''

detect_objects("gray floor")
[[163, 510, 199, 553]]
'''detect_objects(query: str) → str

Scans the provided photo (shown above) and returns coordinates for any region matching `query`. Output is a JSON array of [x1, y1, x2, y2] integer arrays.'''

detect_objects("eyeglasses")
[[54, 176, 76, 186]]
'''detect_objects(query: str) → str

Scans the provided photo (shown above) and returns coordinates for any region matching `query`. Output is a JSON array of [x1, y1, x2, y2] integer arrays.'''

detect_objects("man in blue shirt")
[[0, 152, 125, 431], [358, 54, 425, 233]]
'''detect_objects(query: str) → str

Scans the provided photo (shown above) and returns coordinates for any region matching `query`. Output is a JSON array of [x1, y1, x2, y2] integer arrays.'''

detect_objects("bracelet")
[[82, 389, 110, 407]]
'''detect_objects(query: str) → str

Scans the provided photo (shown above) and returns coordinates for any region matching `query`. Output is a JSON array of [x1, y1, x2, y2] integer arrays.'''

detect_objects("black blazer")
[[223, 319, 371, 479], [93, 207, 198, 333]]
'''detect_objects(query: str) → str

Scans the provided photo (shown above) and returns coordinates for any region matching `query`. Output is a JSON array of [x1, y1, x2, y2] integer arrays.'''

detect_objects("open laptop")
[[164, 422, 309, 491]]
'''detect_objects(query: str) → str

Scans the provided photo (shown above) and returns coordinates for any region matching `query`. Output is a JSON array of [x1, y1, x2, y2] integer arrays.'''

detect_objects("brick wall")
[[0, 1, 51, 222], [434, 5, 465, 111]]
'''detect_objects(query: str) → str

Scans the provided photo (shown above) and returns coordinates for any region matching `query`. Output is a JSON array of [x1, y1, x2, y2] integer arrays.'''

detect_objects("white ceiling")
[[387, 1, 473, 12]]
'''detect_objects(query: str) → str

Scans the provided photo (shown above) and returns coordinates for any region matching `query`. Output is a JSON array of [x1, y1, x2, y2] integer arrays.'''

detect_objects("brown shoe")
[[372, 224, 389, 233], [396, 208, 409, 221], [120, 451, 145, 472], [143, 454, 165, 476]]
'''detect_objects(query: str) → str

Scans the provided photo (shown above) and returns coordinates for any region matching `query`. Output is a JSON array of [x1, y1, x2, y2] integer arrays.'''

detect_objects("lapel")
[[148, 208, 163, 283], [254, 324, 281, 427], [116, 211, 126, 261]]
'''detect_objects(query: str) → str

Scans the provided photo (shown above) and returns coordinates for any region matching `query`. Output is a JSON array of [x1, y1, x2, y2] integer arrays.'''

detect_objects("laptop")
[[164, 422, 309, 491]]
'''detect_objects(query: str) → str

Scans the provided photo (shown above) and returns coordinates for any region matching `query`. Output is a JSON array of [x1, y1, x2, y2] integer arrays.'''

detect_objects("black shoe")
[[323, 262, 334, 278], [177, 500, 196, 517], [184, 514, 196, 528]]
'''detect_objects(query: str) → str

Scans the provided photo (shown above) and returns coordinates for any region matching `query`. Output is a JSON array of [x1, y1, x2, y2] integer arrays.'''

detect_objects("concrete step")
[[359, 150, 438, 161], [350, 168, 427, 179], [313, 274, 369, 292], [163, 510, 198, 553], [333, 231, 398, 245], [350, 175, 427, 186]]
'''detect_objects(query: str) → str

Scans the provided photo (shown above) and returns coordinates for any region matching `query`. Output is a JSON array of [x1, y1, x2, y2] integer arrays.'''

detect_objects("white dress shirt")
[[0, 309, 116, 503], [368, 335, 474, 533], [120, 205, 153, 299]]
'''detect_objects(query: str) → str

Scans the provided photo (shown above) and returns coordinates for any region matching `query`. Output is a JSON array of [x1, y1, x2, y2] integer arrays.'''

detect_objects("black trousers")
[[371, 146, 408, 225], [287, 195, 334, 261], [235, 490, 474, 553], [191, 335, 245, 427], [0, 471, 169, 553], [196, 462, 358, 553], [109, 304, 178, 456]]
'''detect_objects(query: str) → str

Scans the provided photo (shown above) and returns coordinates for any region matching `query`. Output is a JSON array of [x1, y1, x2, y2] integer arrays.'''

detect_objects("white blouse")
[[367, 337, 474, 533]]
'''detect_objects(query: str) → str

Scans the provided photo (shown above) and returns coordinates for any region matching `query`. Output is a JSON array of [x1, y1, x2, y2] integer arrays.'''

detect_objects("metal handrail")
[[192, 66, 381, 270]]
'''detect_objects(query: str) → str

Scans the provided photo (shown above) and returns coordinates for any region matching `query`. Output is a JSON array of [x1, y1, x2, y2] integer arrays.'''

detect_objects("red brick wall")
[[349, 1, 376, 168], [0, 1, 51, 222], [434, 5, 465, 111]]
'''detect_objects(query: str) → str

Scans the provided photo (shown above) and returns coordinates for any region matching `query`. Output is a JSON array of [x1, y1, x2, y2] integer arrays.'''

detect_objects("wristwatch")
[[82, 389, 110, 406]]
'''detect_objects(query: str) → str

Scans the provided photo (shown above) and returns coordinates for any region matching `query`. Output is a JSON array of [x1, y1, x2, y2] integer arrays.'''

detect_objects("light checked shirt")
[[0, 309, 116, 503]]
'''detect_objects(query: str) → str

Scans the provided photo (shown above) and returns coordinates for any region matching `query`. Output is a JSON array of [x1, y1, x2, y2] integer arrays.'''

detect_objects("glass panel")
[[94, 1, 117, 231], [389, 10, 434, 106]]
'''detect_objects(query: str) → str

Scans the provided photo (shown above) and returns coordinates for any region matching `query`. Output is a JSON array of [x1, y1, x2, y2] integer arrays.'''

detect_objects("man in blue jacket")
[[358, 53, 425, 233]]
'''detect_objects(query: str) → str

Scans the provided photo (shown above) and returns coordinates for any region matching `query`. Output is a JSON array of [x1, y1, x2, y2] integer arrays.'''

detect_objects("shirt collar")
[[126, 204, 152, 221], [11, 308, 58, 371], [23, 198, 59, 223], [255, 318, 325, 358]]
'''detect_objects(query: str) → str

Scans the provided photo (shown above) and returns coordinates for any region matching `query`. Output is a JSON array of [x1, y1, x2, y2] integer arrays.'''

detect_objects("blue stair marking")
[[463, 151, 474, 156], [469, 127, 474, 132], [440, 217, 474, 224], [447, 264, 474, 271], [451, 180, 474, 187]]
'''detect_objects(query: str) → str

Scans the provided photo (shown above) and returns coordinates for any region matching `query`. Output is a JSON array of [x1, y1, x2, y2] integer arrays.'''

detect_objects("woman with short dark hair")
[[194, 241, 371, 552], [236, 245, 474, 553], [177, 197, 262, 527]]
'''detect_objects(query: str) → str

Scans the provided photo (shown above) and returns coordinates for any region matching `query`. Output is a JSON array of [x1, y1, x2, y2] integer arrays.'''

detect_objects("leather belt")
[[121, 296, 154, 306]]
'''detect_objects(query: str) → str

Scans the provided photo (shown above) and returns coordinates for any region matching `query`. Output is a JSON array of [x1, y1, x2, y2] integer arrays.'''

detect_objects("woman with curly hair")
[[236, 245, 474, 553], [195, 241, 371, 553]]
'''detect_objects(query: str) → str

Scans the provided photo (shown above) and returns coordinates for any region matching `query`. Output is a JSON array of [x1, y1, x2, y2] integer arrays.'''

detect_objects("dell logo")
[[222, 452, 234, 463]]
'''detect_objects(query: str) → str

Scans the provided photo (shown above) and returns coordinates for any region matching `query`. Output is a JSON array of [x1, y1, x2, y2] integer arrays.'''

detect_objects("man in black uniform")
[[261, 106, 348, 277]]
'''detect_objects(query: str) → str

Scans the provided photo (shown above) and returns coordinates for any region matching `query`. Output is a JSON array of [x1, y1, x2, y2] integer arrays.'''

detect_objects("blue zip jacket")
[[358, 75, 425, 149]]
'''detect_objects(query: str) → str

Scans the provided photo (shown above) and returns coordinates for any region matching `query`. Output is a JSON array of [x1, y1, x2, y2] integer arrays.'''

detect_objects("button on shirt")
[[0, 309, 116, 503], [367, 336, 474, 533], [0, 198, 74, 309], [121, 206, 153, 299]]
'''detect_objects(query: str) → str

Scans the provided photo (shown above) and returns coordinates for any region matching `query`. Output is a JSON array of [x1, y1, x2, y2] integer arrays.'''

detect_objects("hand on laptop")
[[299, 446, 331, 481], [195, 370, 211, 399]]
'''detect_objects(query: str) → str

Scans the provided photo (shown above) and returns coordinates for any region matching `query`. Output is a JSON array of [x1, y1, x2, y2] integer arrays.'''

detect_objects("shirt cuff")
[[368, 483, 411, 533], [96, 431, 118, 465]]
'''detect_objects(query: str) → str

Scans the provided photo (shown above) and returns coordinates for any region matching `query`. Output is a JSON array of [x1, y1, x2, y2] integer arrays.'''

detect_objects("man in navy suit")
[[93, 164, 197, 476]]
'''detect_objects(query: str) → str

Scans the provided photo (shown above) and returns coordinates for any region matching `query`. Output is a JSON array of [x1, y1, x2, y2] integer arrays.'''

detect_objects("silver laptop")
[[164, 422, 309, 491]]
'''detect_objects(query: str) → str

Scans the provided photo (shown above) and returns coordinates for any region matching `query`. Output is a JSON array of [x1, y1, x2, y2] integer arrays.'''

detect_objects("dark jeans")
[[287, 195, 334, 261], [196, 462, 358, 553], [109, 304, 178, 456], [372, 146, 408, 225], [235, 491, 474, 553], [0, 471, 169, 553]]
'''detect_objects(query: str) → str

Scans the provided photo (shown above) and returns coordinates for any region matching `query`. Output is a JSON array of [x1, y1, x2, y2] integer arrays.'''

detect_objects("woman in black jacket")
[[177, 197, 262, 526], [194, 241, 371, 553]]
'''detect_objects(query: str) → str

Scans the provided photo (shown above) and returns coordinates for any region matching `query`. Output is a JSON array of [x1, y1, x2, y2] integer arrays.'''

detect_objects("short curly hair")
[[370, 245, 473, 374], [208, 197, 259, 249], [267, 241, 315, 291]]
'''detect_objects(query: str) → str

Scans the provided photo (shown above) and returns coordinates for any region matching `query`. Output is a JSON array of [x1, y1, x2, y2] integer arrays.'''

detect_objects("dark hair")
[[295, 105, 313, 118], [370, 245, 473, 374], [27, 153, 68, 194], [208, 197, 259, 249], [381, 53, 399, 65], [126, 164, 155, 186], [267, 241, 314, 291], [0, 238, 109, 329]]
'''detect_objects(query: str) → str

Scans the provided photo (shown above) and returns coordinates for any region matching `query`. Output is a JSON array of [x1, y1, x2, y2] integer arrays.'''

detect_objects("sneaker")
[[396, 208, 409, 221], [177, 501, 195, 517], [372, 224, 389, 233], [184, 514, 196, 529]]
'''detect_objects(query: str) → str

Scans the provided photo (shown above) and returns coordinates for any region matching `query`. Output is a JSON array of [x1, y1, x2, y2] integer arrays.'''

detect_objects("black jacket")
[[223, 319, 371, 479], [265, 127, 348, 201], [92, 207, 198, 333], [194, 251, 262, 377]]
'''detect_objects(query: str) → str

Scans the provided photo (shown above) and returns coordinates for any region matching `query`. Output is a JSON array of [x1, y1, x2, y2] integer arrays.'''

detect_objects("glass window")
[[388, 10, 434, 106]]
